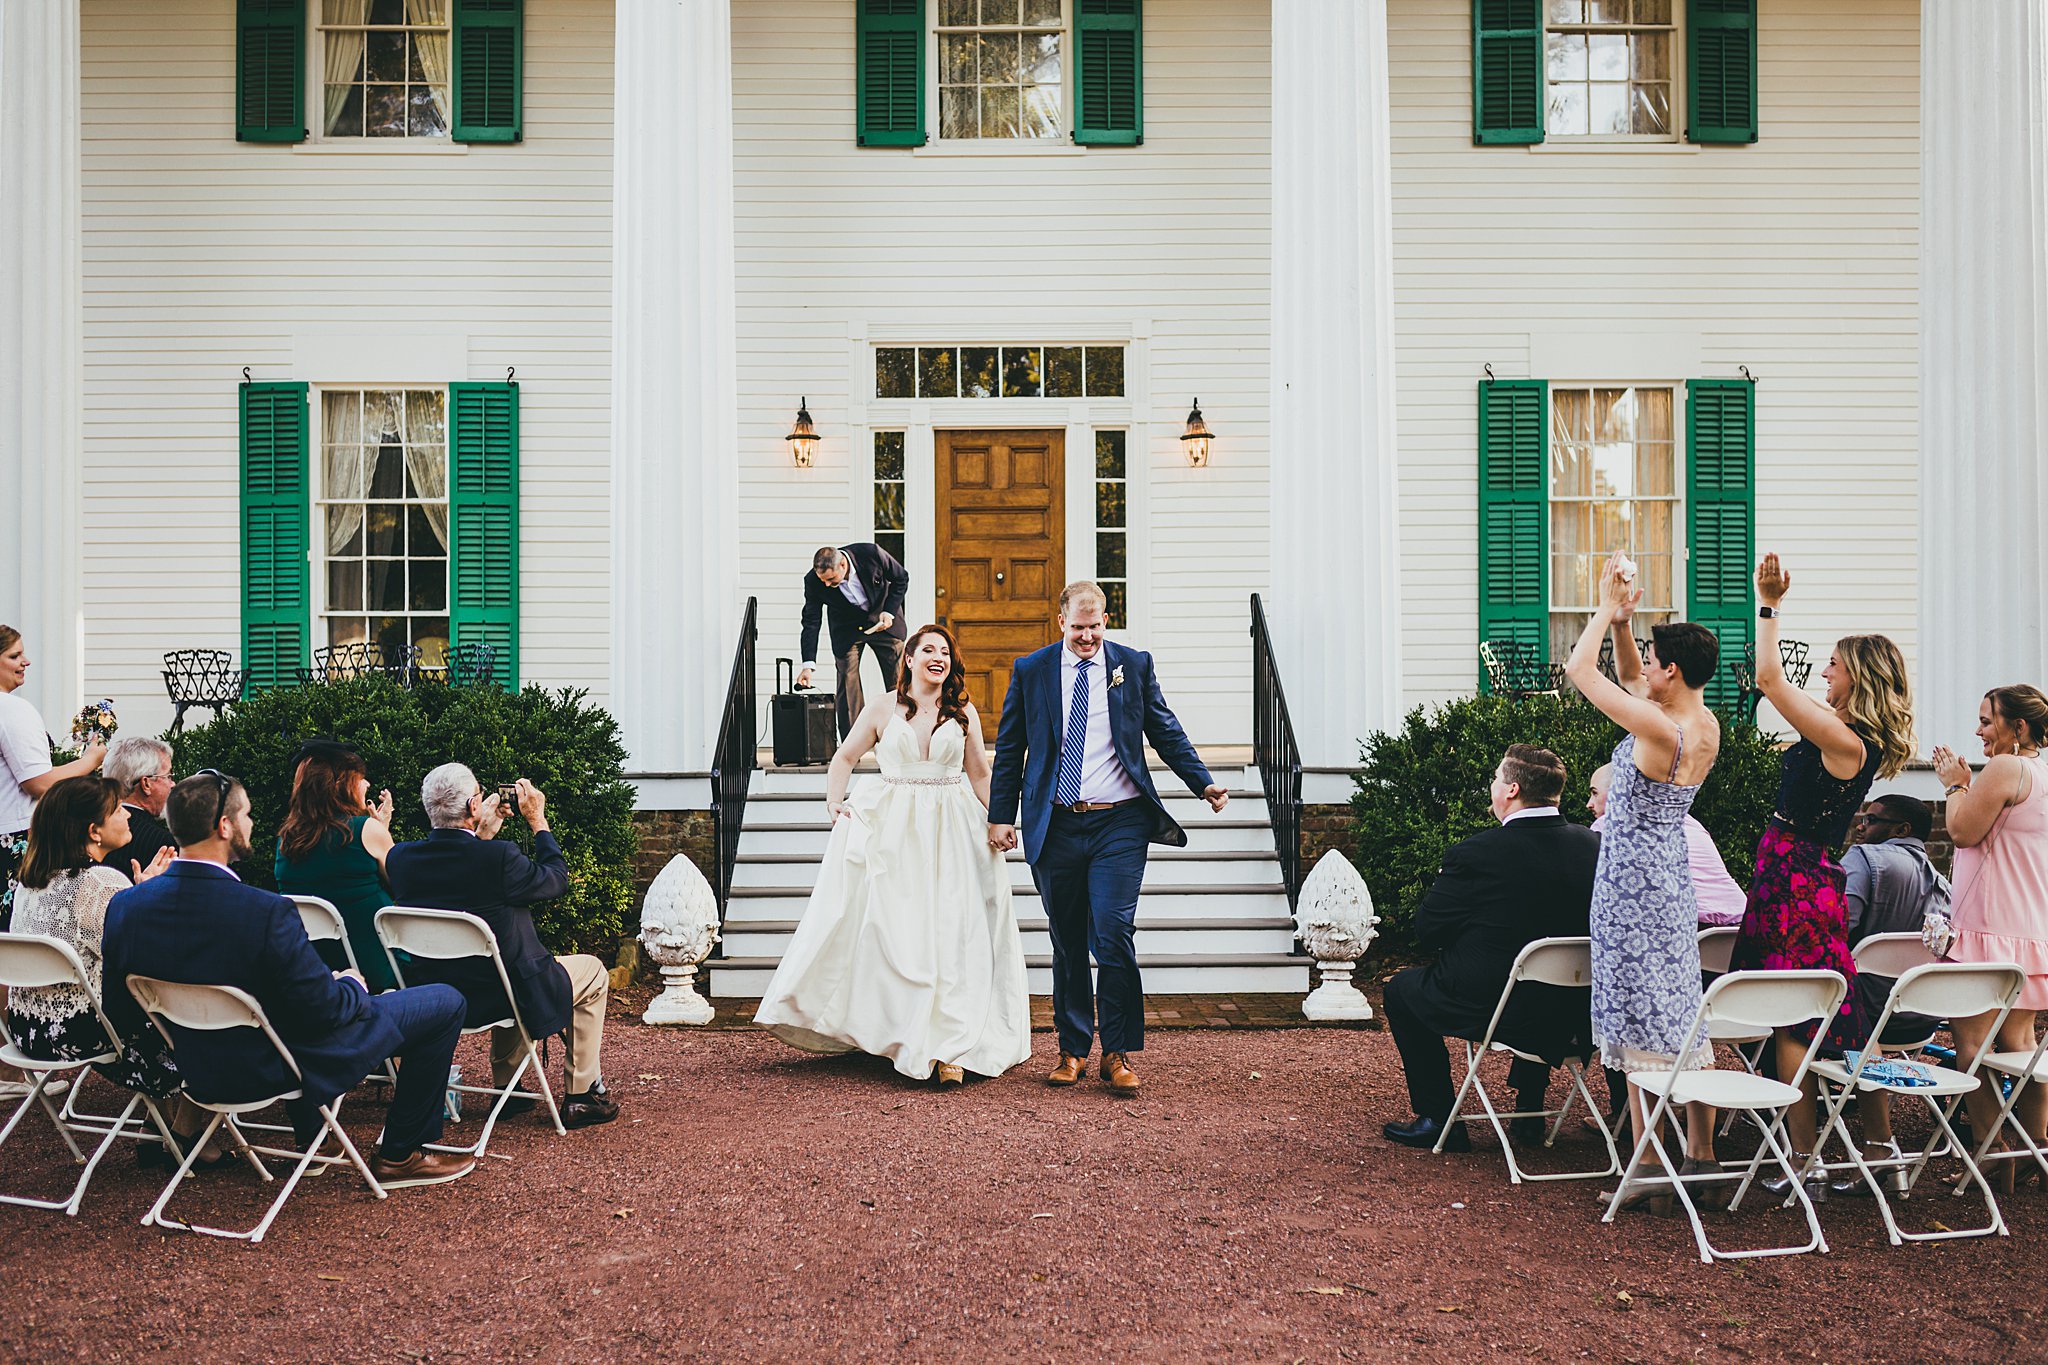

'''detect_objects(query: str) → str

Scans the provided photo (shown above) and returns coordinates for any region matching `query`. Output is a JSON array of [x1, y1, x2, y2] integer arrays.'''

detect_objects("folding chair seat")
[[0, 934, 181, 1215], [1962, 1008, 2048, 1196], [1604, 969, 1847, 1264], [1436, 936, 1620, 1183], [1697, 927, 1772, 1137], [375, 906, 566, 1158], [289, 895, 400, 1089], [1806, 961, 2023, 1244], [126, 975, 386, 1243]]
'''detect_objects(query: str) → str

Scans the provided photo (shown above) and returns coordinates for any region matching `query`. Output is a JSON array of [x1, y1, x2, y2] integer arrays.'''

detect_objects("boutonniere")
[[1109, 665, 1126, 689]]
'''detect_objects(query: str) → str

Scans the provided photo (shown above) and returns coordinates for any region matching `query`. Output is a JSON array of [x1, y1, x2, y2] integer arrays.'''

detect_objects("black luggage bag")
[[770, 657, 838, 766]]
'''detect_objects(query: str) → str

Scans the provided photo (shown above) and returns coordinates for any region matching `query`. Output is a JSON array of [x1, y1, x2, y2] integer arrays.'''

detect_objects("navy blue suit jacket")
[[101, 861, 399, 1108], [988, 641, 1213, 863], [385, 828, 574, 1039]]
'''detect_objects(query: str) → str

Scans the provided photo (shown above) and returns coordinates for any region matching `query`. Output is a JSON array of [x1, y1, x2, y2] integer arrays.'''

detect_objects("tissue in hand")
[[1615, 555, 1639, 584]]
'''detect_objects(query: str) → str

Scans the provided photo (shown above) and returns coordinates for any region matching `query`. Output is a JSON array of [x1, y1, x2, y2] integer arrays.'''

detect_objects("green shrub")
[[1349, 694, 1781, 952], [170, 677, 637, 956]]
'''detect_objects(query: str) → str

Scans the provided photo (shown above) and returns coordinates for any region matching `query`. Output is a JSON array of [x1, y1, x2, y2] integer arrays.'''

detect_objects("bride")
[[754, 624, 1031, 1084]]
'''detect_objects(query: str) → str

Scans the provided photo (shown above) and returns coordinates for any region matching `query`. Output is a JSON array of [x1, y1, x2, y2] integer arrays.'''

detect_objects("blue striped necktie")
[[1055, 658, 1091, 806]]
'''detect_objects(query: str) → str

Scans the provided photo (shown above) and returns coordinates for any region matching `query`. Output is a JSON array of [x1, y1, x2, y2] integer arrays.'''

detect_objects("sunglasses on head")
[[192, 768, 236, 830]]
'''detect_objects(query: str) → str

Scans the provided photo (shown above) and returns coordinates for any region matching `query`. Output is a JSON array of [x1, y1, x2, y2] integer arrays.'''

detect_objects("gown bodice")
[[877, 713, 965, 782]]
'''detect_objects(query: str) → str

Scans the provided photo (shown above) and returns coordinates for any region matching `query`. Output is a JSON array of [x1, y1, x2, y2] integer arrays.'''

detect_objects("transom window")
[[936, 0, 1065, 141], [1094, 431, 1129, 629], [317, 0, 453, 139], [874, 344, 1123, 399], [318, 388, 451, 662], [1548, 386, 1677, 658], [1545, 0, 1675, 138]]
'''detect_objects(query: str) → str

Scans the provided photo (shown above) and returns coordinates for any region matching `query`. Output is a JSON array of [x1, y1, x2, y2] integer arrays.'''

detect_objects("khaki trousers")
[[492, 953, 607, 1096]]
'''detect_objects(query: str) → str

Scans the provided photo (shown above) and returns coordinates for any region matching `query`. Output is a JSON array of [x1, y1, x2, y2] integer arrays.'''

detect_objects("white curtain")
[[401, 391, 450, 550], [407, 0, 453, 131], [322, 0, 369, 136], [322, 391, 367, 553]]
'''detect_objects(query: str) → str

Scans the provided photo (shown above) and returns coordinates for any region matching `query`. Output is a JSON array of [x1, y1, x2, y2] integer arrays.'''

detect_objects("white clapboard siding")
[[79, 0, 617, 735], [1387, 0, 1921, 710]]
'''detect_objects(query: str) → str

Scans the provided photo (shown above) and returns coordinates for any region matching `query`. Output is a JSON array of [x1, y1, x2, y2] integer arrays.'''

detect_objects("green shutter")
[[1074, 0, 1142, 146], [1688, 0, 1757, 144], [449, 383, 520, 687], [1473, 0, 1543, 145], [236, 0, 306, 144], [1477, 380, 1548, 689], [857, 0, 925, 147], [453, 0, 523, 143], [240, 383, 311, 688], [1686, 379, 1756, 709]]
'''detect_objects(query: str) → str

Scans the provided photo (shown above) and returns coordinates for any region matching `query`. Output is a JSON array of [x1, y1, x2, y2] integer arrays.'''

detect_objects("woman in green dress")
[[275, 743, 399, 991]]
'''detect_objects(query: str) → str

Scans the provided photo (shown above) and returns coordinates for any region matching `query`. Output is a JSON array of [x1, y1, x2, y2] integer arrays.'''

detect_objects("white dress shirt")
[[1057, 646, 1143, 804], [1500, 805, 1560, 825]]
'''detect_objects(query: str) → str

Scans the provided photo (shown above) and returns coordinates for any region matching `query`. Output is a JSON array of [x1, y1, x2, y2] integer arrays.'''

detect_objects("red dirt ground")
[[3, 1015, 2044, 1364]]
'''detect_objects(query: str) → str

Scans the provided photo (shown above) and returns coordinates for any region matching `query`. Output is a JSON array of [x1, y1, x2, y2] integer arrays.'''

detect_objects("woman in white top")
[[1, 625, 107, 929]]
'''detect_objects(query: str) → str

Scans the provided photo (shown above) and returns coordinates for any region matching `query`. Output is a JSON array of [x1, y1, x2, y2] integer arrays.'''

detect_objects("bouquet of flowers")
[[70, 699, 119, 747]]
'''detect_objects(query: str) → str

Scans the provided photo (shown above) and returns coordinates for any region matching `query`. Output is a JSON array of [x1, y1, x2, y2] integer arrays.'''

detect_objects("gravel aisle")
[[2, 1023, 2042, 1363]]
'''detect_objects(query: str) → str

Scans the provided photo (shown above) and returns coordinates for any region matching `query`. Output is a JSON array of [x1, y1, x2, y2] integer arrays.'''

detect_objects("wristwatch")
[[1757, 606, 1780, 620]]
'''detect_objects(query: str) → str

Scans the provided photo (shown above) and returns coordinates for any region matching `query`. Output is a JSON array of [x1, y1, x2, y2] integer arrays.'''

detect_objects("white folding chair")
[[375, 906, 566, 1157], [127, 975, 386, 1242], [1962, 1003, 2048, 1196], [0, 934, 181, 1215], [1605, 969, 1847, 1264], [289, 894, 401, 1089], [1697, 927, 1770, 1137], [1435, 937, 1620, 1183], [1807, 961, 2022, 1244]]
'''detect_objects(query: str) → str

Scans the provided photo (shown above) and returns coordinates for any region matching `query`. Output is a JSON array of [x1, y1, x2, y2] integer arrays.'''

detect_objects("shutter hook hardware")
[[1738, 365, 1755, 384], [1483, 363, 1494, 384], [241, 366, 251, 385], [506, 366, 516, 383]]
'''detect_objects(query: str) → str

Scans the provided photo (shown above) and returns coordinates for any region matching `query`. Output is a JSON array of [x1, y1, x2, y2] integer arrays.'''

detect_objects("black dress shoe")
[[1509, 1116, 1548, 1146], [562, 1088, 619, 1130], [1383, 1115, 1470, 1152]]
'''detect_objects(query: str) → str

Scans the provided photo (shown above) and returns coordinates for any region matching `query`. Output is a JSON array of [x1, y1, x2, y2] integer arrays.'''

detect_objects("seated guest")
[[386, 765, 618, 1129], [1588, 761, 1746, 926], [1382, 745, 1601, 1151], [96, 737, 178, 876], [101, 772, 474, 1188], [275, 741, 400, 992]]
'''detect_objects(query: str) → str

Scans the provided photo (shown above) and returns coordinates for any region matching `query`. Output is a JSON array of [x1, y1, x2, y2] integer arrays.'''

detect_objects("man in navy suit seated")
[[386, 764, 618, 1130], [101, 771, 474, 1188]]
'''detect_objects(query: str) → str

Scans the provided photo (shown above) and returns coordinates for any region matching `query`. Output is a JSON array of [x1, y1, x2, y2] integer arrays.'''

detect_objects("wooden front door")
[[934, 429, 1064, 740]]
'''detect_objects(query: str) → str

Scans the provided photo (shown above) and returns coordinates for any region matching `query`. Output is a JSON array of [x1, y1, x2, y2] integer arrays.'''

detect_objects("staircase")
[[705, 756, 1311, 998]]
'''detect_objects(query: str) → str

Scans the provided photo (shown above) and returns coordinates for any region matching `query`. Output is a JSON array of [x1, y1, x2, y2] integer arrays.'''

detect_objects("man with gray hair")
[[387, 763, 618, 1128], [97, 736, 177, 876]]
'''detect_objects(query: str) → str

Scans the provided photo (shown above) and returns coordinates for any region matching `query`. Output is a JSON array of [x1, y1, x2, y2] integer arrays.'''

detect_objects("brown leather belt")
[[1056, 798, 1135, 814]]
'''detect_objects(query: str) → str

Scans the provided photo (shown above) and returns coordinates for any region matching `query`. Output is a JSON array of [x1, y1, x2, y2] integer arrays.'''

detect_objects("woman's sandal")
[[934, 1062, 965, 1087], [1597, 1181, 1674, 1217]]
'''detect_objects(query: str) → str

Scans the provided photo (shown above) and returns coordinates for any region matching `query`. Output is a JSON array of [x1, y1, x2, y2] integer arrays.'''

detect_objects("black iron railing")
[[709, 597, 760, 923], [1249, 594, 1305, 906]]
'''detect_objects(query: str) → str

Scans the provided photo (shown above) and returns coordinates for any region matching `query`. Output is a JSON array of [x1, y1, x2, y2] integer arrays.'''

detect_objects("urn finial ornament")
[[1293, 849, 1380, 1021], [639, 854, 721, 1025]]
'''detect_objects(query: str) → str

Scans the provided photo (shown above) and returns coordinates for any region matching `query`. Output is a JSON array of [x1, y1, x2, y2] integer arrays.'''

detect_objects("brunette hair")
[[277, 748, 372, 862], [1499, 744, 1568, 807], [1986, 683, 2048, 752], [0, 624, 18, 657], [1649, 622, 1719, 689], [895, 624, 972, 732], [17, 777, 121, 890], [1833, 634, 1916, 779]]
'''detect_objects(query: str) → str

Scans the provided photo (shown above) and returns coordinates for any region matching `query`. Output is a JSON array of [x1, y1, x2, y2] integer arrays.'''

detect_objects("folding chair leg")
[[1433, 1043, 1483, 1157], [0, 1075, 135, 1216], [432, 1036, 565, 1158], [145, 1102, 386, 1244]]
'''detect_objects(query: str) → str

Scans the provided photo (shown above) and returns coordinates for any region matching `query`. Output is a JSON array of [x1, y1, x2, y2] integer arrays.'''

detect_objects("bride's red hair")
[[896, 624, 972, 731]]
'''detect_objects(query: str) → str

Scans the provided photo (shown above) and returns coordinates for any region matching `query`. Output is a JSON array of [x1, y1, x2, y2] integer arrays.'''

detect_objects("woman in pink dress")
[[1932, 683, 2048, 1178]]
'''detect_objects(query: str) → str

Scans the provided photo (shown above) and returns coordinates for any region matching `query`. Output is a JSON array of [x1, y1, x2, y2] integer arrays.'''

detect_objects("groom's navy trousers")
[[1033, 802, 1152, 1056]]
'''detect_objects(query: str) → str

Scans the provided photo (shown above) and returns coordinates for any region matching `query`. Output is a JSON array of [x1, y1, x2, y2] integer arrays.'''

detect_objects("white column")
[[0, 0, 84, 718], [1268, 0, 1402, 765], [1921, 1, 2048, 734], [612, 0, 741, 774]]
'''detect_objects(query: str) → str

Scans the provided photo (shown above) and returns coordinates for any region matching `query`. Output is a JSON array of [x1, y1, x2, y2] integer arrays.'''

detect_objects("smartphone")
[[498, 783, 519, 809]]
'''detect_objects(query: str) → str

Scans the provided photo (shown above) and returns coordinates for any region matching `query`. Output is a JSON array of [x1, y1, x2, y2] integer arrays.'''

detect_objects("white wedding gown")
[[754, 713, 1032, 1080]]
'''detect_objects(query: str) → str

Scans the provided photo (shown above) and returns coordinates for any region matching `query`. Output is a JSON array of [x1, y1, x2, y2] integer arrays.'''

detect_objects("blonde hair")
[[1834, 634, 1915, 779]]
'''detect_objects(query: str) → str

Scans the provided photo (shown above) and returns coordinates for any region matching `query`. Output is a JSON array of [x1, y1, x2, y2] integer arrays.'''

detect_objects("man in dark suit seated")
[[386, 764, 618, 1130], [796, 542, 911, 739], [1381, 744, 1602, 1152], [102, 771, 474, 1187]]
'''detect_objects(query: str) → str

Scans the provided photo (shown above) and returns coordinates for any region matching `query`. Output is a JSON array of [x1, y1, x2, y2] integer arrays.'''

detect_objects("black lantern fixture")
[[786, 398, 819, 468], [1179, 398, 1214, 467]]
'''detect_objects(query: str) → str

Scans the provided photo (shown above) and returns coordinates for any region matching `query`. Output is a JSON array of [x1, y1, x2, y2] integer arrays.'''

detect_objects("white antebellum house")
[[2, 4, 2044, 879]]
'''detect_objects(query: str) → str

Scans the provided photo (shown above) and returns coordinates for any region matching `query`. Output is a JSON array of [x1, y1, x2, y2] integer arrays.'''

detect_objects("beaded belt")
[[884, 774, 961, 786]]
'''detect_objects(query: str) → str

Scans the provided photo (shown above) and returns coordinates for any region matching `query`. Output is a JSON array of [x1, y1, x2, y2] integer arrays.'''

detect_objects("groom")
[[987, 581, 1229, 1094]]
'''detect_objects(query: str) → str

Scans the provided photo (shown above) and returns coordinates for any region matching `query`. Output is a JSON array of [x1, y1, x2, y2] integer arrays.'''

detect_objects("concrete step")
[[706, 954, 1312, 999], [738, 787, 1273, 826], [720, 918, 1300, 960], [734, 819, 1280, 855], [727, 848, 1280, 891], [745, 763, 1262, 797], [723, 883, 1292, 924]]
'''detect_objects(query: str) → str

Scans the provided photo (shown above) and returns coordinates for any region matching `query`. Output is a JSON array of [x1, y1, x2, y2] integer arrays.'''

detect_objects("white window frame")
[[871, 343, 1127, 402], [1091, 428, 1131, 631], [929, 0, 1071, 148], [1545, 381, 1683, 657], [1542, 0, 1683, 144], [308, 0, 457, 146]]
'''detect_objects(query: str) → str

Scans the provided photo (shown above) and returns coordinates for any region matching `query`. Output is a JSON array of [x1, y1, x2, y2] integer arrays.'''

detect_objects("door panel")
[[935, 429, 1064, 740]]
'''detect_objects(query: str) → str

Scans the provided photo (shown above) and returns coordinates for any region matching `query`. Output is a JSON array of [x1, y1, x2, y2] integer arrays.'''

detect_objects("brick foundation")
[[1299, 801, 1360, 870]]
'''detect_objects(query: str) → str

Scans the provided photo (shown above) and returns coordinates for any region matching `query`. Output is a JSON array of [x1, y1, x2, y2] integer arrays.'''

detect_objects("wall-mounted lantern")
[[1179, 399, 1214, 467], [786, 398, 819, 467]]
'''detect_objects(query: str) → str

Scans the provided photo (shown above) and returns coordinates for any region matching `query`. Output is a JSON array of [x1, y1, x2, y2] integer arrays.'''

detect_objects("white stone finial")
[[639, 854, 721, 1025], [1293, 849, 1380, 1021]]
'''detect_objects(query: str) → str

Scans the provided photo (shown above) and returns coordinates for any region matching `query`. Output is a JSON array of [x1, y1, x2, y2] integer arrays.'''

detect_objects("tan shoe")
[[934, 1062, 965, 1087], [1047, 1052, 1088, 1087], [369, 1149, 477, 1189], [1101, 1052, 1140, 1095]]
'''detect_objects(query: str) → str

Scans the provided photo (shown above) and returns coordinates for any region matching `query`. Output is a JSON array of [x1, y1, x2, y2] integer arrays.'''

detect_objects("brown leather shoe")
[[1047, 1052, 1088, 1086], [1101, 1052, 1140, 1095], [369, 1149, 477, 1189]]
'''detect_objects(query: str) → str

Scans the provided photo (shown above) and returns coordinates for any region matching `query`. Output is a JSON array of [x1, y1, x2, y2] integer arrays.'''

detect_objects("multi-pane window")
[[874, 344, 1123, 399], [936, 0, 1065, 141], [318, 389, 451, 662], [1094, 431, 1128, 630], [1545, 0, 1674, 138], [318, 0, 453, 139], [1548, 386, 1677, 658], [873, 431, 907, 565]]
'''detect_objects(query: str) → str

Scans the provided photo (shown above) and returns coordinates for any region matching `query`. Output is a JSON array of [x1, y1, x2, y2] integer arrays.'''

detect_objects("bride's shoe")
[[934, 1062, 965, 1087]]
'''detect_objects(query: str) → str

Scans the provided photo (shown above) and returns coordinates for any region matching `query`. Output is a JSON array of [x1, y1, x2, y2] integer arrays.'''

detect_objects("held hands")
[[987, 823, 1018, 852], [130, 846, 176, 883], [1756, 552, 1790, 607], [1203, 784, 1230, 813], [1932, 745, 1971, 790]]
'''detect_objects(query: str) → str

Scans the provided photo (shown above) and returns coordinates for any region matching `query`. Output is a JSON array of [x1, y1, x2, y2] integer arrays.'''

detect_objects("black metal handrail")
[[1249, 594, 1305, 906], [709, 597, 760, 927]]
